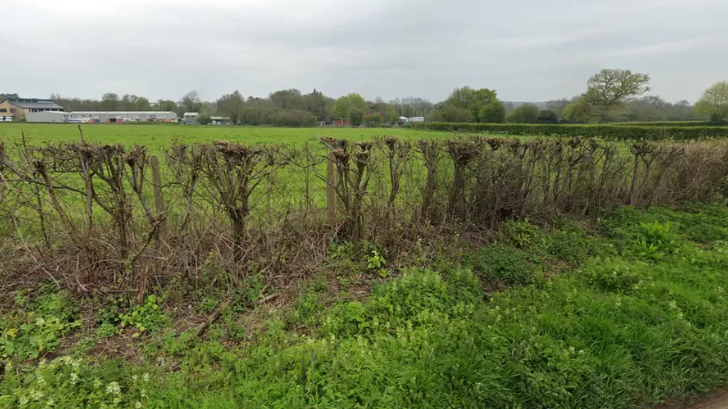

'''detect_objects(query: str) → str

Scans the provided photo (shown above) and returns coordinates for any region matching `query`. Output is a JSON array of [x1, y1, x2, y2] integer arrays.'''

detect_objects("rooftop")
[[70, 111, 177, 115], [2, 98, 65, 110]]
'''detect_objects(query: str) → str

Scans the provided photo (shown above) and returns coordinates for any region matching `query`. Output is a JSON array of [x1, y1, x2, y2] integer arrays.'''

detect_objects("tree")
[[100, 93, 120, 111], [479, 100, 506, 123], [349, 110, 363, 127], [157, 99, 178, 112], [536, 110, 559, 124], [363, 113, 383, 127], [584, 69, 651, 121], [445, 87, 498, 122], [507, 103, 540, 123], [197, 113, 213, 125], [546, 99, 571, 118], [180, 91, 202, 112], [270, 89, 303, 110], [135, 97, 151, 111], [428, 105, 471, 123], [0, 93, 19, 100], [333, 93, 368, 121], [304, 89, 329, 121], [217, 91, 246, 124], [562, 98, 593, 123], [695, 81, 728, 122]]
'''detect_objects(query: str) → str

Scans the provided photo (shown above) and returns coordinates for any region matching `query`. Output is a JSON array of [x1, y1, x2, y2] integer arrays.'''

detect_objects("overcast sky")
[[1, 0, 726, 103]]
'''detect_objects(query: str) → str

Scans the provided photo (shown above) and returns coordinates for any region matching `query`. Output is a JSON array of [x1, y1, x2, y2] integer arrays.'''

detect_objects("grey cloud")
[[1, 0, 726, 103]]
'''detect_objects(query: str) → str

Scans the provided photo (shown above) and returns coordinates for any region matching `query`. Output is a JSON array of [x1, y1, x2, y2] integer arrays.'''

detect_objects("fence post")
[[150, 155, 168, 253], [327, 153, 335, 225]]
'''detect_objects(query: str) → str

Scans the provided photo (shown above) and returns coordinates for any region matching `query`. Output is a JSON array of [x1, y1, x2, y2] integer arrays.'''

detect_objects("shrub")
[[537, 110, 559, 124], [411, 122, 728, 140], [349, 110, 363, 127], [470, 245, 534, 286], [427, 105, 472, 123], [0, 290, 80, 360], [363, 113, 383, 127], [479, 100, 506, 123], [269, 109, 317, 127]]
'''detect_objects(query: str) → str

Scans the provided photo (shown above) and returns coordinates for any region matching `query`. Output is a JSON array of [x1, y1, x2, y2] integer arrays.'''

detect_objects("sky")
[[1, 0, 726, 104]]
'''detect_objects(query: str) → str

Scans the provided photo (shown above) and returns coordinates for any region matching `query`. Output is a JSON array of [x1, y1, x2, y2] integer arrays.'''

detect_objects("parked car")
[[2, 116, 13, 122]]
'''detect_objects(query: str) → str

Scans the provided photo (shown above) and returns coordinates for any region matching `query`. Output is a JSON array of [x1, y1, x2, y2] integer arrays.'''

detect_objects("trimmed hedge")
[[412, 122, 728, 140], [612, 121, 727, 127]]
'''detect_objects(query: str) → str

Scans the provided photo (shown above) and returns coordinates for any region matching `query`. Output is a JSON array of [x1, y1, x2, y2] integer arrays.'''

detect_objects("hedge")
[[612, 121, 727, 127], [412, 122, 728, 140]]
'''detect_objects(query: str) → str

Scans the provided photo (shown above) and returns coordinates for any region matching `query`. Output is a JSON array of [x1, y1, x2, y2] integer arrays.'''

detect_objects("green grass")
[[4, 203, 728, 408], [0, 123, 467, 151]]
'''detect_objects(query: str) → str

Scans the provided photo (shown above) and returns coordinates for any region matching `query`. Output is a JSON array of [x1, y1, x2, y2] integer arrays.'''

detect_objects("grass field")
[[0, 123, 464, 150]]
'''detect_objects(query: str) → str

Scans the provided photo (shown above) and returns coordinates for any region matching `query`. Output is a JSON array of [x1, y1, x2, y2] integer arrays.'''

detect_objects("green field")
[[0, 123, 463, 149]]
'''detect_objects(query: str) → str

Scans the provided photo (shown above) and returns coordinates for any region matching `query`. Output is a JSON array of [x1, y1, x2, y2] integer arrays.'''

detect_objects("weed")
[[470, 245, 534, 286]]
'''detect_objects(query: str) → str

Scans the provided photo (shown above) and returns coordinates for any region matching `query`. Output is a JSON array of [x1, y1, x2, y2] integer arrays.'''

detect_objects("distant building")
[[332, 118, 349, 127], [0, 97, 65, 118], [182, 112, 199, 125], [25, 111, 178, 123]]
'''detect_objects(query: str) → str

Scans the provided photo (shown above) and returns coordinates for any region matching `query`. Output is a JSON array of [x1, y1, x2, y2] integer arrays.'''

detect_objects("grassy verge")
[[3, 203, 728, 408]]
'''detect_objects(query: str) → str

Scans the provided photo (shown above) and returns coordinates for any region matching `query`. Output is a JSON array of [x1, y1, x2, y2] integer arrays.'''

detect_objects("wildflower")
[[19, 396, 29, 405], [569, 346, 575, 353], [69, 372, 78, 385], [143, 373, 150, 383], [668, 300, 678, 310], [46, 399, 54, 407], [106, 382, 121, 395], [140, 389, 147, 398], [36, 377, 46, 386], [132, 375, 138, 383], [136, 402, 143, 409], [93, 378, 102, 389]]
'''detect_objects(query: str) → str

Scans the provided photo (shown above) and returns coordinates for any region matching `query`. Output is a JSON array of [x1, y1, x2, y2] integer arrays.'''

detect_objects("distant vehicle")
[[3, 117, 14, 122]]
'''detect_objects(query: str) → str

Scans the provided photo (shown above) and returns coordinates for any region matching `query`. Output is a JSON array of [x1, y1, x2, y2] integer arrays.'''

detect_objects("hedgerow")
[[412, 122, 728, 140]]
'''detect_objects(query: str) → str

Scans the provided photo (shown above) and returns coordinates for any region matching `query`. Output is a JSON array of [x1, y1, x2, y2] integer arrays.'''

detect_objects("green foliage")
[[470, 245, 534, 286], [8, 205, 728, 408], [117, 296, 167, 333], [582, 69, 651, 121], [412, 122, 728, 140], [0, 290, 80, 360], [349, 110, 363, 127], [269, 109, 317, 127], [427, 105, 472, 123], [196, 113, 212, 125], [0, 356, 152, 409], [507, 103, 540, 123], [500, 218, 542, 249], [363, 113, 383, 127], [537, 109, 559, 124], [479, 100, 506, 123], [584, 258, 643, 294], [695, 81, 728, 121], [445, 86, 498, 121], [365, 250, 388, 277]]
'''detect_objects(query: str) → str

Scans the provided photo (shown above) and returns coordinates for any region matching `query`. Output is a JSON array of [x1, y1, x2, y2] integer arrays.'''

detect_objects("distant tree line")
[[43, 89, 437, 127], [4, 73, 726, 126]]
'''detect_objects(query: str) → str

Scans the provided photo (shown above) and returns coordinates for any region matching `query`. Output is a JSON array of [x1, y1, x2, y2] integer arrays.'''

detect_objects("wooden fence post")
[[327, 153, 335, 225], [150, 155, 168, 253]]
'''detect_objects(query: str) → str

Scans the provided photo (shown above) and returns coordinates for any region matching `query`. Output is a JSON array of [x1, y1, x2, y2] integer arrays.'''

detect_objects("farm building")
[[0, 98, 65, 118], [26, 111, 178, 123], [332, 118, 350, 127]]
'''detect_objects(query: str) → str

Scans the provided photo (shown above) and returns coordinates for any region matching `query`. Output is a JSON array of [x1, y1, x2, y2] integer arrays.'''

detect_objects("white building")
[[26, 111, 178, 123]]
